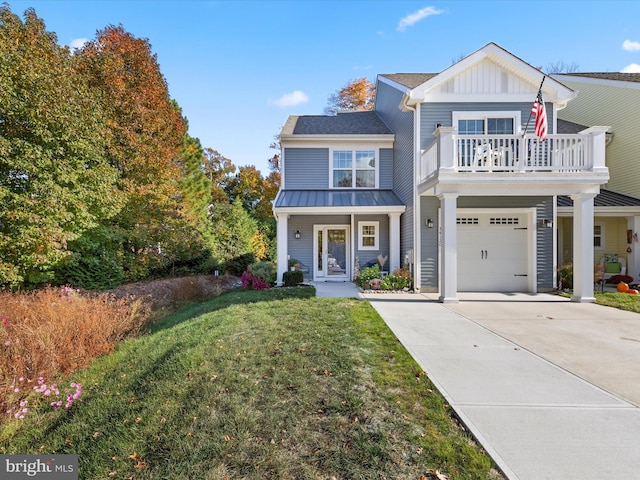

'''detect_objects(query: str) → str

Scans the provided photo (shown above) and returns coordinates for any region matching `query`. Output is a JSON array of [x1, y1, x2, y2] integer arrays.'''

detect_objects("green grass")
[[1, 287, 501, 479], [595, 291, 640, 313]]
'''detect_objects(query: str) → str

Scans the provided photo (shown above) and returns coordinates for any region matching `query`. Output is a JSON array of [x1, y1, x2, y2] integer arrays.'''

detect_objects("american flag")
[[531, 89, 547, 141]]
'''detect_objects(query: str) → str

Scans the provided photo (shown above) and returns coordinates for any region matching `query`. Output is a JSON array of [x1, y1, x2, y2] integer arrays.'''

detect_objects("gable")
[[396, 43, 575, 106]]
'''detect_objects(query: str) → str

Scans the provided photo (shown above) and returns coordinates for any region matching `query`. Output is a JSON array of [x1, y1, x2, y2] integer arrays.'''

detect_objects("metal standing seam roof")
[[557, 189, 640, 208], [274, 190, 405, 209]]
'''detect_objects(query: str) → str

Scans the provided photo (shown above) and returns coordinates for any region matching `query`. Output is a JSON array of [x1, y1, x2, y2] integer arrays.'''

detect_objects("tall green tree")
[[209, 197, 257, 264], [76, 25, 193, 280], [0, 6, 121, 288]]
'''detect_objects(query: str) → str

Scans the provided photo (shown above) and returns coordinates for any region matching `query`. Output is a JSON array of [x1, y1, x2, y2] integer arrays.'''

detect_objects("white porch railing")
[[419, 128, 608, 183]]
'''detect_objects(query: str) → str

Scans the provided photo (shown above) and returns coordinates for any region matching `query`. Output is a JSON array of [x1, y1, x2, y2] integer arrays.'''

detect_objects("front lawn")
[[1, 288, 501, 479]]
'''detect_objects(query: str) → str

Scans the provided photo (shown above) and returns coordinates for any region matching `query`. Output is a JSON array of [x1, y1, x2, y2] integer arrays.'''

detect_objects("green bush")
[[282, 270, 304, 287], [355, 264, 381, 288], [558, 264, 573, 289], [248, 261, 276, 286], [226, 253, 255, 277], [381, 268, 412, 291]]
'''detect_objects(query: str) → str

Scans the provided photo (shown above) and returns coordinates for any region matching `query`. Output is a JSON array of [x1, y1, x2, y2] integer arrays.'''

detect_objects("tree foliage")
[[324, 77, 376, 115], [0, 6, 121, 287]]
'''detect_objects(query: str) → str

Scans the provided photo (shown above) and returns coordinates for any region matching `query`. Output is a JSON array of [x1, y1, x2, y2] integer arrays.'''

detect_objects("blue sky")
[[6, 0, 640, 174]]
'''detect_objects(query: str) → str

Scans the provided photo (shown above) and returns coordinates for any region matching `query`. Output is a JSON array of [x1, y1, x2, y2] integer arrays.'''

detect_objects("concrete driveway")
[[440, 292, 640, 406], [366, 291, 640, 480]]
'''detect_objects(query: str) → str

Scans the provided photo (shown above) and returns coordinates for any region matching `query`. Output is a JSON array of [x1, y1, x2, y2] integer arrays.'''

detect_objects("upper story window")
[[454, 111, 521, 135], [331, 150, 377, 188]]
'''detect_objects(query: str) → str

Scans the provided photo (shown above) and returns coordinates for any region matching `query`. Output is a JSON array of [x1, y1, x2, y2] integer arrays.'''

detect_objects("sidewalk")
[[364, 293, 640, 480]]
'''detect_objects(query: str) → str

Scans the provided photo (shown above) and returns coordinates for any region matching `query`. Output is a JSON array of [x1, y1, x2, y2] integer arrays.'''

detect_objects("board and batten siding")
[[284, 148, 329, 189], [375, 81, 415, 262], [558, 79, 640, 197], [419, 102, 555, 150]]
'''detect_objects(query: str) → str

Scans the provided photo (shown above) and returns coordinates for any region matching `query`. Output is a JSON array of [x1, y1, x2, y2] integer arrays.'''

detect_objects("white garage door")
[[457, 213, 530, 292]]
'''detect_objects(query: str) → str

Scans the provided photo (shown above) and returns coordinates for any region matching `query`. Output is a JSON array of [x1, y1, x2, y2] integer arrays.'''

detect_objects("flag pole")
[[523, 75, 547, 137]]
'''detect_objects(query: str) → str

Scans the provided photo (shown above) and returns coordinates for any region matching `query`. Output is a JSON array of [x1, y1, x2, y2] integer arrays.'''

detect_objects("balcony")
[[419, 126, 609, 192]]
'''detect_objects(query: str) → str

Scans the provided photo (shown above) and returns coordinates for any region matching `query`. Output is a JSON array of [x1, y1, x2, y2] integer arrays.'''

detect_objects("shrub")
[[226, 253, 255, 277], [381, 268, 412, 291], [608, 274, 634, 285], [240, 271, 270, 290], [283, 270, 303, 287], [355, 264, 381, 288], [248, 262, 276, 286], [0, 287, 149, 418], [557, 264, 573, 289]]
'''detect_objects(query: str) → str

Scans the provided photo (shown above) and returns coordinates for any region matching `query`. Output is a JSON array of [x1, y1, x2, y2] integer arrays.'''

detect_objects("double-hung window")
[[331, 150, 376, 188], [358, 221, 379, 250]]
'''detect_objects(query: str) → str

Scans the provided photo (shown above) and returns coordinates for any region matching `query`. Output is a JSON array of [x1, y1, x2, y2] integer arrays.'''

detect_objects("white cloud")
[[268, 90, 309, 108], [622, 63, 640, 73], [622, 39, 640, 52], [397, 6, 444, 32], [69, 38, 89, 51]]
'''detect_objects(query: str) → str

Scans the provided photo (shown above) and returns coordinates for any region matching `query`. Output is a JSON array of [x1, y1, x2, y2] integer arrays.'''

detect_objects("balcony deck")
[[419, 128, 609, 194]]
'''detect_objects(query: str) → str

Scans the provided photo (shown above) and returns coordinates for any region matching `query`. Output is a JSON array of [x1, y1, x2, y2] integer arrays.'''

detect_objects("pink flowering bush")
[[4, 376, 82, 422], [240, 262, 275, 290]]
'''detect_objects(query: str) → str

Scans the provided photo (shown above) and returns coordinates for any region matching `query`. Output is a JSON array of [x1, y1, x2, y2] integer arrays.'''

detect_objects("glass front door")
[[314, 225, 349, 281]]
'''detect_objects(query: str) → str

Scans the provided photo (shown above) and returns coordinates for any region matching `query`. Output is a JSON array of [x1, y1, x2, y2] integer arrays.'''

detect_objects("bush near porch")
[[355, 265, 412, 291]]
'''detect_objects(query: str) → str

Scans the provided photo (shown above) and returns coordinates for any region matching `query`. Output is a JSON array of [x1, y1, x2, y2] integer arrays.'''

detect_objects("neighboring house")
[[552, 73, 640, 283], [273, 43, 609, 303]]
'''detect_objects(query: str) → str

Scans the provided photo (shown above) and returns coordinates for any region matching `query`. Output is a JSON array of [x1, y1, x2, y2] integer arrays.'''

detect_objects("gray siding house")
[[273, 43, 609, 303]]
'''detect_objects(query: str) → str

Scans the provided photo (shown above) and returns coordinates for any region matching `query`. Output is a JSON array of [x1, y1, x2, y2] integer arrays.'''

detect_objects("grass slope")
[[1, 288, 501, 479]]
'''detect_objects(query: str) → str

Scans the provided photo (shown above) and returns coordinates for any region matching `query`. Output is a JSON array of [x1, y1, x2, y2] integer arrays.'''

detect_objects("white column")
[[571, 193, 596, 303], [439, 193, 458, 303], [627, 216, 640, 282], [276, 214, 289, 286], [388, 212, 401, 273]]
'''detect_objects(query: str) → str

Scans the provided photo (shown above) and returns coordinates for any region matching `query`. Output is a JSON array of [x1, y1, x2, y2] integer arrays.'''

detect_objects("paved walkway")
[[316, 287, 640, 480]]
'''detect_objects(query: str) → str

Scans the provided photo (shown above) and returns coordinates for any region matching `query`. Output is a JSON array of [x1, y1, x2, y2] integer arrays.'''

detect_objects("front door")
[[314, 225, 350, 281]]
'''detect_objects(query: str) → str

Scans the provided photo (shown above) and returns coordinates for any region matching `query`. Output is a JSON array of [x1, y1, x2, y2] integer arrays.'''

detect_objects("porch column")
[[388, 212, 401, 273], [439, 193, 459, 303], [571, 193, 596, 303], [627, 216, 640, 282], [276, 213, 289, 286]]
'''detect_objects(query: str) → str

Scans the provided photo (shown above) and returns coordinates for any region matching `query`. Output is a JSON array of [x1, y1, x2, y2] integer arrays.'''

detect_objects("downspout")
[[401, 92, 421, 291]]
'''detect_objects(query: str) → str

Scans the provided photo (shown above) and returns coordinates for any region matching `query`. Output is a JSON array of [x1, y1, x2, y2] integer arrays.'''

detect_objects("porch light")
[[542, 219, 553, 229], [426, 218, 434, 228], [295, 230, 301, 239]]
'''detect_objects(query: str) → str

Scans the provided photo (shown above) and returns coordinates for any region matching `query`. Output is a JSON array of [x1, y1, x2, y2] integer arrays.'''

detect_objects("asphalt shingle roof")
[[558, 189, 640, 208], [379, 73, 439, 89], [287, 111, 392, 135], [556, 73, 640, 83], [557, 119, 589, 134]]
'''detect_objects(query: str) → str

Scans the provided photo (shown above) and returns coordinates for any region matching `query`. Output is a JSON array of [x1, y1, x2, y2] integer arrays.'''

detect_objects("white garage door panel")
[[457, 213, 530, 292]]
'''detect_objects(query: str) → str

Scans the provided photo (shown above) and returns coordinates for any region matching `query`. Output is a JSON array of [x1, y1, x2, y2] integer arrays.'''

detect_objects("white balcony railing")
[[419, 128, 608, 183]]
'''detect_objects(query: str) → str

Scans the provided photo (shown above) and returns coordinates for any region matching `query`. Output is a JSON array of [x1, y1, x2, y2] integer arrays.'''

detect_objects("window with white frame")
[[453, 111, 521, 135], [331, 150, 376, 188], [594, 223, 604, 249], [358, 221, 379, 250]]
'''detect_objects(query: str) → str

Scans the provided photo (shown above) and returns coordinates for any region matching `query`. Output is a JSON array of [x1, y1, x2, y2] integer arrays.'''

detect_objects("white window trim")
[[594, 222, 605, 250], [452, 111, 522, 134], [358, 221, 379, 250], [329, 147, 379, 189]]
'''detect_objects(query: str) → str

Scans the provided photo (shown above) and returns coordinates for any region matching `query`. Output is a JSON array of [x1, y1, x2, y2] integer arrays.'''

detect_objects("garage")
[[456, 210, 535, 292]]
